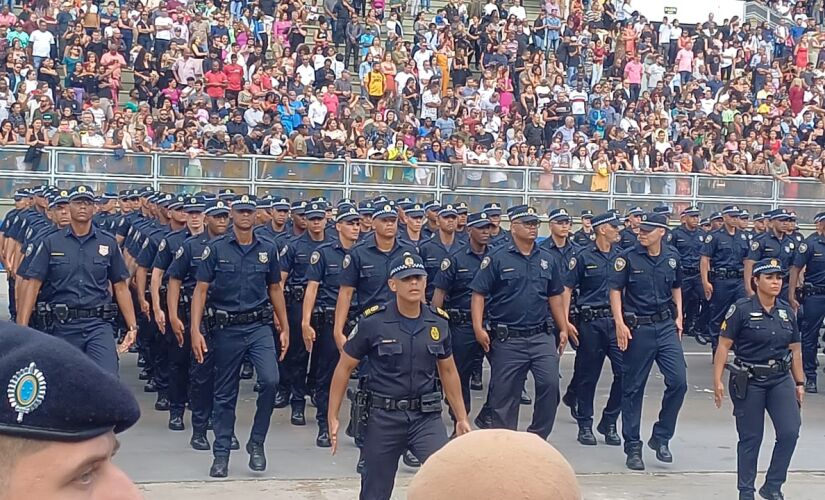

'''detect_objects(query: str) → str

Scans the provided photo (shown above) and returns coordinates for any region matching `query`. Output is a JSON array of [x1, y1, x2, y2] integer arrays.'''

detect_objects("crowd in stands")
[[1, 0, 825, 189]]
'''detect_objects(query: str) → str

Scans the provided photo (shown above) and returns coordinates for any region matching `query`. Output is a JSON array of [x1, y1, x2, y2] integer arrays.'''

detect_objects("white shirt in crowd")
[[29, 29, 55, 58]]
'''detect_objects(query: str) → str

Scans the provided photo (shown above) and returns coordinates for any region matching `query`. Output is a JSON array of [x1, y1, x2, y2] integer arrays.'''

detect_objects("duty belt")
[[490, 323, 548, 341], [286, 285, 306, 303], [623, 309, 672, 328], [734, 356, 791, 378], [49, 303, 119, 323], [711, 268, 744, 280], [682, 267, 699, 277], [804, 283, 825, 296], [369, 391, 442, 413], [578, 305, 612, 322], [210, 305, 273, 327], [447, 309, 471, 325]]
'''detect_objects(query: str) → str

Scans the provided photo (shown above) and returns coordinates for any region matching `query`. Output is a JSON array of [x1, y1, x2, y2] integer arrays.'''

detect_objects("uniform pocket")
[[427, 344, 446, 356], [377, 342, 403, 356]]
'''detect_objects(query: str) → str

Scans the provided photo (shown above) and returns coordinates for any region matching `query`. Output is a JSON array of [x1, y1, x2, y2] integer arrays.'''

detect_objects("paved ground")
[[2, 273, 825, 498]]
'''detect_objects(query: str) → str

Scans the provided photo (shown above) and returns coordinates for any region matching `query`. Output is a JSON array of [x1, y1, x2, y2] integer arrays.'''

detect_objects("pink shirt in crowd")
[[624, 60, 643, 84], [676, 49, 694, 72]]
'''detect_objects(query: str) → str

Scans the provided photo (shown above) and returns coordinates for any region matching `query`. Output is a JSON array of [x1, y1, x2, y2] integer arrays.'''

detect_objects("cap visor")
[[392, 269, 428, 279]]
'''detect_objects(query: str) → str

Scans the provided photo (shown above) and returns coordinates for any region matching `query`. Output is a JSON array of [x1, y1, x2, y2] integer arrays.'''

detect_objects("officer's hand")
[[334, 329, 347, 351], [566, 321, 579, 346], [302, 323, 316, 352], [475, 328, 491, 353], [191, 331, 208, 364], [557, 329, 568, 355], [703, 282, 713, 301], [329, 417, 340, 455], [616, 322, 632, 351], [154, 308, 166, 333], [278, 327, 289, 362], [796, 385, 805, 407], [455, 418, 472, 436], [714, 380, 725, 408], [789, 297, 800, 313], [674, 316, 684, 340], [118, 329, 137, 354], [171, 317, 185, 347], [138, 298, 151, 318]]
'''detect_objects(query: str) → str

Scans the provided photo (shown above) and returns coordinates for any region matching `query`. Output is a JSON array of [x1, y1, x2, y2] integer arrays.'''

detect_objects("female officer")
[[713, 258, 804, 500]]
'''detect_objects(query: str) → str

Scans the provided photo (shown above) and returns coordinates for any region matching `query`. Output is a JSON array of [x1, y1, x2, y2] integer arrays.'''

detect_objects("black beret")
[[0, 321, 140, 442]]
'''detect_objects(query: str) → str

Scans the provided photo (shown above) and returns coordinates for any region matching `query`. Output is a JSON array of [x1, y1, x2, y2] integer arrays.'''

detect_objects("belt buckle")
[[396, 400, 410, 411]]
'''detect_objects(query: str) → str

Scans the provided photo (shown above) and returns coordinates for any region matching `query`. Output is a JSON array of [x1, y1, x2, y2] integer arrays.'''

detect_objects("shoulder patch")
[[799, 242, 808, 254], [175, 247, 184, 259], [440, 258, 451, 271], [279, 244, 288, 257], [480, 256, 490, 270], [343, 254, 352, 269], [362, 304, 385, 317], [201, 246, 211, 259], [159, 239, 167, 252], [668, 258, 676, 269], [25, 244, 33, 257], [310, 251, 321, 265], [142, 239, 149, 249], [705, 234, 712, 243], [614, 257, 626, 272], [435, 307, 450, 319], [751, 241, 759, 251], [725, 304, 736, 320]]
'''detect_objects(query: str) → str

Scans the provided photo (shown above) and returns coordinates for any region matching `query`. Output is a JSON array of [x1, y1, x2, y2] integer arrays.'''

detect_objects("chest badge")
[[778, 309, 789, 321], [98, 245, 109, 256], [259, 252, 269, 264], [430, 326, 440, 341], [7, 362, 47, 424], [668, 258, 677, 269]]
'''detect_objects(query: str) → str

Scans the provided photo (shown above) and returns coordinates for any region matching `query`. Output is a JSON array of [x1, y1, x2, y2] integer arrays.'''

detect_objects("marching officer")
[[470, 204, 571, 439], [17, 185, 139, 374], [421, 200, 440, 240], [713, 258, 803, 500], [618, 207, 643, 249], [789, 211, 825, 393], [566, 212, 623, 447], [280, 201, 329, 426], [483, 202, 510, 248], [254, 196, 291, 245], [419, 203, 463, 301], [710, 211, 724, 231], [166, 198, 231, 451], [701, 205, 749, 350], [358, 200, 376, 236], [671, 206, 705, 340], [431, 211, 493, 427], [398, 202, 426, 248], [609, 212, 687, 471], [302, 204, 362, 447], [327, 252, 471, 500], [572, 210, 596, 246], [752, 212, 767, 236], [0, 189, 31, 321], [455, 202, 470, 243], [189, 194, 290, 478], [745, 209, 796, 300]]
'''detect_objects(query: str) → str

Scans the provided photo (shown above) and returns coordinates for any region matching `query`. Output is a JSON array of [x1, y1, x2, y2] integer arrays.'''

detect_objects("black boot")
[[240, 361, 254, 380], [625, 443, 645, 471], [273, 388, 289, 408], [758, 486, 784, 500], [520, 388, 532, 405], [190, 432, 210, 451], [804, 379, 817, 393], [138, 368, 150, 380], [144, 380, 158, 393], [137, 354, 147, 367], [356, 457, 366, 474], [561, 391, 579, 420], [209, 456, 229, 478], [597, 421, 621, 446], [246, 441, 267, 472], [168, 412, 185, 431], [403, 449, 420, 468], [647, 438, 673, 463], [316, 427, 331, 448], [291, 406, 306, 426], [230, 434, 240, 450], [470, 368, 483, 391], [474, 407, 493, 429], [154, 392, 170, 411], [577, 425, 597, 446]]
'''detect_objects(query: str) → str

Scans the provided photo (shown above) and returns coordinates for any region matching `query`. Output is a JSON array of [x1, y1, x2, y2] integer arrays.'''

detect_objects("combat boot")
[[625, 443, 645, 471]]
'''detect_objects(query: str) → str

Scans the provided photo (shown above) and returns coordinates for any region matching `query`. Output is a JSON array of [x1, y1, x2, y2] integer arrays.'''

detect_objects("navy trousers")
[[313, 318, 340, 430], [212, 321, 280, 458], [189, 328, 215, 435], [52, 317, 119, 374], [450, 324, 485, 415], [361, 410, 447, 500], [800, 294, 825, 382], [730, 373, 800, 495], [575, 317, 622, 427], [488, 332, 559, 439], [621, 319, 687, 451], [282, 300, 309, 410], [708, 278, 746, 349], [681, 274, 703, 336]]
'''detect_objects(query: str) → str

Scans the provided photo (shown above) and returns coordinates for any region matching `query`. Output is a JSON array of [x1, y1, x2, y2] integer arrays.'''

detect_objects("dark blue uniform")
[[340, 235, 415, 312], [1, 207, 23, 320], [419, 235, 463, 300], [432, 245, 489, 415], [747, 231, 796, 300], [195, 231, 282, 459], [720, 296, 801, 498], [608, 242, 687, 460], [672, 225, 706, 337], [701, 227, 749, 348], [488, 228, 511, 248], [136, 223, 171, 397], [792, 233, 825, 386], [469, 242, 564, 439], [24, 226, 129, 374], [572, 228, 596, 247], [280, 231, 328, 414], [306, 239, 353, 432], [344, 303, 451, 500], [618, 227, 638, 249], [566, 242, 622, 432]]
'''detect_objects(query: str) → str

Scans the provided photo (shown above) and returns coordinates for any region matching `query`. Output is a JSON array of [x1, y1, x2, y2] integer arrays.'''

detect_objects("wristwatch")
[[126, 326, 138, 334], [795, 381, 804, 387]]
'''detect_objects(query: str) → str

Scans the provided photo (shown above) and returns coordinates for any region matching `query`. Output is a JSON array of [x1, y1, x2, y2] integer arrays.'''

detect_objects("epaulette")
[[432, 306, 450, 320], [362, 304, 386, 318]]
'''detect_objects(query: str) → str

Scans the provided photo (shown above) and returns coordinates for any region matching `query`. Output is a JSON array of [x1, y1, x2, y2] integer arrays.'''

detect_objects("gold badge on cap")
[[77, 186, 87, 193], [404, 256, 414, 267], [771, 259, 779, 267]]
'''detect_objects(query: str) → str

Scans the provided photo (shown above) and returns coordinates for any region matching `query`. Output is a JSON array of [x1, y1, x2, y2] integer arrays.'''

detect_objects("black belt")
[[286, 285, 306, 303], [711, 268, 744, 280], [734, 357, 790, 378], [210, 305, 273, 327], [447, 309, 471, 325], [624, 309, 672, 327], [369, 391, 442, 412], [491, 323, 548, 341], [805, 284, 825, 296], [48, 304, 119, 322], [578, 306, 612, 322], [682, 267, 699, 277]]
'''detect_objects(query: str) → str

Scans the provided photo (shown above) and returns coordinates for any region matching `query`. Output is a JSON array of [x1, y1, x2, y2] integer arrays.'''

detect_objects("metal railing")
[[743, 1, 788, 28], [1, 146, 823, 224]]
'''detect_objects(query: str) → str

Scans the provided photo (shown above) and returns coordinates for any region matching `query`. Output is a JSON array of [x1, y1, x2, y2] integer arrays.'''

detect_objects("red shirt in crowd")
[[223, 63, 244, 92], [204, 69, 228, 99]]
